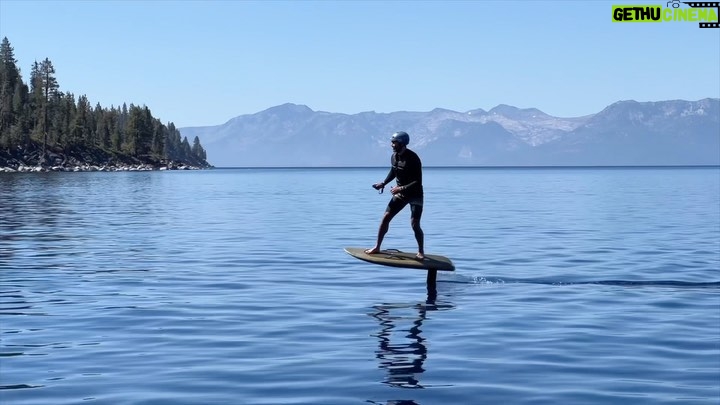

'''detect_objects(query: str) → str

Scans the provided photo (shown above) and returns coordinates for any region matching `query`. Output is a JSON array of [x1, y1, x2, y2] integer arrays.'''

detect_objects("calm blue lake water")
[[1, 167, 719, 405]]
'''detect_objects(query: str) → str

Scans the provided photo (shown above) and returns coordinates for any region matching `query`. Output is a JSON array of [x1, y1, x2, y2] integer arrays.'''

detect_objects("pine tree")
[[165, 124, 183, 161], [0, 37, 21, 139], [139, 106, 153, 156], [151, 119, 165, 157], [181, 136, 191, 160], [8, 80, 30, 147], [94, 103, 109, 148], [53, 92, 75, 147], [124, 104, 140, 155], [29, 58, 59, 163], [108, 107, 122, 151], [191, 136, 201, 158]]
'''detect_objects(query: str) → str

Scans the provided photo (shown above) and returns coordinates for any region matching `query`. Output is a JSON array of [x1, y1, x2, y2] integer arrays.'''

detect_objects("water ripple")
[[1, 168, 718, 404]]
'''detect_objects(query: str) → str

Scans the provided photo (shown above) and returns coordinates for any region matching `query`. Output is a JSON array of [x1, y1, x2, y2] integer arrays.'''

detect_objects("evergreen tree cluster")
[[0, 37, 209, 168]]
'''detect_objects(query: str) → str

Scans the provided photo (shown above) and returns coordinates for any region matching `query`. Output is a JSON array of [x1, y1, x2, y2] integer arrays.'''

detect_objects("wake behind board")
[[344, 247, 455, 271]]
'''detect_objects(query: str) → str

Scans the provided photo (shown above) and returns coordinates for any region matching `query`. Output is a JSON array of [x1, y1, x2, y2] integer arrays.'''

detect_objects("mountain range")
[[179, 98, 719, 167]]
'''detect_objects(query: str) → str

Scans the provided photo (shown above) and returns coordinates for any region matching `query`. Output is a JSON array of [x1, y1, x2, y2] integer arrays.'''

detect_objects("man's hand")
[[372, 183, 385, 193]]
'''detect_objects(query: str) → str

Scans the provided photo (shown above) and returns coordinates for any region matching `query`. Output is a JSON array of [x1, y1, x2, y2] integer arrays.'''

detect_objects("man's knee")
[[382, 211, 395, 224]]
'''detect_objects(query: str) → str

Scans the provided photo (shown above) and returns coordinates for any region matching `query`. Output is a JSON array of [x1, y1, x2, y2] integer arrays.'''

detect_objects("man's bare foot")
[[365, 247, 381, 254], [415, 252, 426, 260]]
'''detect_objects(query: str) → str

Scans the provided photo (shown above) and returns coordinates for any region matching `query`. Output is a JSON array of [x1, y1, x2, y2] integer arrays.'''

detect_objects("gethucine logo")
[[612, 2, 720, 28]]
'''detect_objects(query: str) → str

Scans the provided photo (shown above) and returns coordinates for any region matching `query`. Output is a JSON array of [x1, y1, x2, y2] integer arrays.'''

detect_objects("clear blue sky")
[[1, 0, 718, 127]]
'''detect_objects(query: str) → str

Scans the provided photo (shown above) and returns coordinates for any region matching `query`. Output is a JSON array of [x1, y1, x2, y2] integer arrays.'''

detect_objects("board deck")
[[344, 247, 455, 271]]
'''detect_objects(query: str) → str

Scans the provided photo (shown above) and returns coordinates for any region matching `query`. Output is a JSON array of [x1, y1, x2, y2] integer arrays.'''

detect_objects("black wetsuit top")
[[382, 148, 423, 199]]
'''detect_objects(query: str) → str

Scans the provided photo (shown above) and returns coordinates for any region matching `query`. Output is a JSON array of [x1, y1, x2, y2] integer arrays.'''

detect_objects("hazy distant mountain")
[[179, 99, 719, 167]]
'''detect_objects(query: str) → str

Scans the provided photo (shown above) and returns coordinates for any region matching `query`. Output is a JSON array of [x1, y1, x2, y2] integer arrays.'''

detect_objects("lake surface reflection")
[[1, 167, 719, 404]]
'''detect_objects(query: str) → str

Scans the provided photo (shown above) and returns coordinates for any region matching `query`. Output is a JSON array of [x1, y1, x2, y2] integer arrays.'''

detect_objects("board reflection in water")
[[370, 297, 455, 390]]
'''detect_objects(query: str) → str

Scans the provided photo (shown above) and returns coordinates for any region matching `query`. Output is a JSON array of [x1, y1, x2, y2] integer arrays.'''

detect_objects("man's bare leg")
[[366, 212, 394, 254], [412, 217, 425, 260]]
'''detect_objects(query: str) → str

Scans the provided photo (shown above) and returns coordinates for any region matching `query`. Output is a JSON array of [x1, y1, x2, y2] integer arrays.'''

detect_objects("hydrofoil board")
[[344, 247, 454, 271]]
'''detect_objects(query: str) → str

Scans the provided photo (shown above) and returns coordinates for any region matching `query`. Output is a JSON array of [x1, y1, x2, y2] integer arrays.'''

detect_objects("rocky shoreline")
[[1, 145, 210, 173], [0, 162, 205, 173]]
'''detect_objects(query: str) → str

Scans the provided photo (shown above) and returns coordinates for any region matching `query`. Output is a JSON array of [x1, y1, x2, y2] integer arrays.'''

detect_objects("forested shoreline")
[[0, 37, 211, 172]]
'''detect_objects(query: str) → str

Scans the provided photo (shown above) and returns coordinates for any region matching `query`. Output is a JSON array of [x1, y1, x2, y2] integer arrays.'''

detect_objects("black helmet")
[[391, 131, 410, 145]]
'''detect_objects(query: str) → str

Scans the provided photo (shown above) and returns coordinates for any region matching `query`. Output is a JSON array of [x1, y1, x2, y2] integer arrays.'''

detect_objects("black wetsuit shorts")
[[386, 194, 423, 220]]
